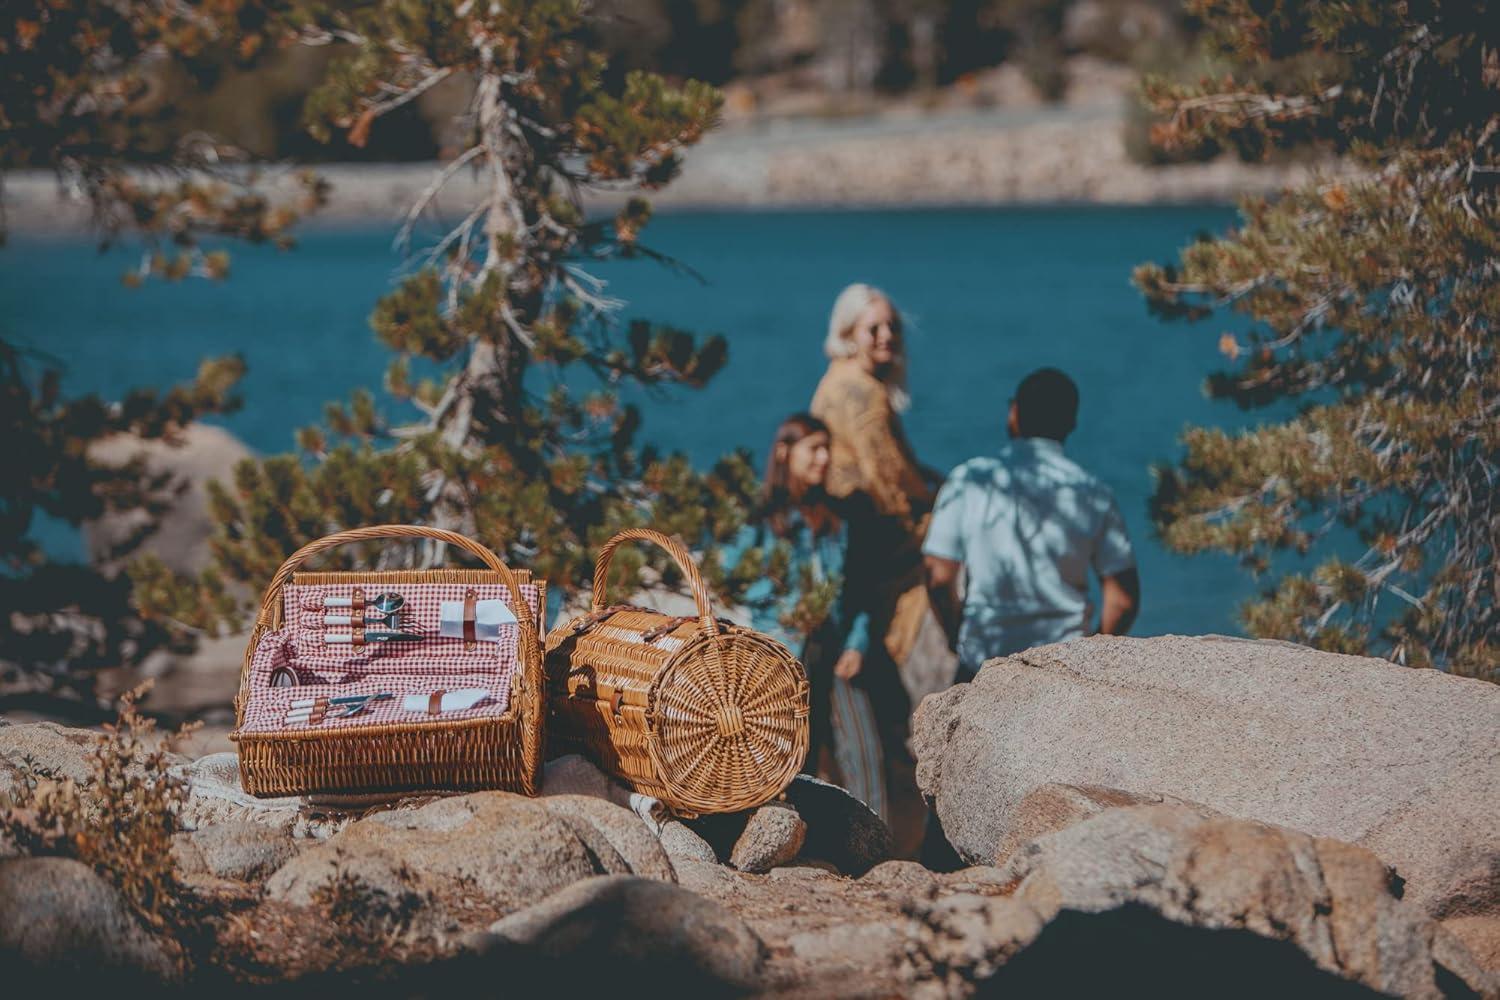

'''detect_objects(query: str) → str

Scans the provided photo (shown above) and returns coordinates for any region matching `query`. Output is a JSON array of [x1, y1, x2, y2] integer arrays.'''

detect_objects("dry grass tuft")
[[1, 683, 198, 934]]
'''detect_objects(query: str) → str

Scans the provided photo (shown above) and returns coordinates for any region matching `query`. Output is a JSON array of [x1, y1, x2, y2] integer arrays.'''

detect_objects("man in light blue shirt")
[[923, 368, 1139, 680]]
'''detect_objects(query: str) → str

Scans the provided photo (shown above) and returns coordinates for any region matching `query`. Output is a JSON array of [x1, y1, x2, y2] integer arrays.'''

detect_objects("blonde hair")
[[823, 283, 911, 412]]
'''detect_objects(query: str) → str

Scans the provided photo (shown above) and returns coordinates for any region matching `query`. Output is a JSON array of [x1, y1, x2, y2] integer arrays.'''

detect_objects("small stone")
[[659, 820, 718, 864], [938, 865, 1018, 896], [860, 859, 939, 897], [730, 803, 807, 874]]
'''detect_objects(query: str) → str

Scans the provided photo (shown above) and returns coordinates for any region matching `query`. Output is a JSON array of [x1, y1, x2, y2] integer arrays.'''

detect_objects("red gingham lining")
[[282, 581, 540, 673], [236, 580, 541, 736]]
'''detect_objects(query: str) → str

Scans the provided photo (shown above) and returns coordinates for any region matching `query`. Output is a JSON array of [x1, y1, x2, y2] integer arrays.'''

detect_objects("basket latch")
[[642, 615, 732, 643], [570, 603, 649, 636]]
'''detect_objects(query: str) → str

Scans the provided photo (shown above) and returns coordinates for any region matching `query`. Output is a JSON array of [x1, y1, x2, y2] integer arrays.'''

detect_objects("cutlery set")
[[272, 587, 501, 727], [279, 689, 490, 727], [300, 591, 422, 646]]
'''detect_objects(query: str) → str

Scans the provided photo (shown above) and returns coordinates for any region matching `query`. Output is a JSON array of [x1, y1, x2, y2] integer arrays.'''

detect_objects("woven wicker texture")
[[232, 526, 545, 798], [546, 528, 810, 816]]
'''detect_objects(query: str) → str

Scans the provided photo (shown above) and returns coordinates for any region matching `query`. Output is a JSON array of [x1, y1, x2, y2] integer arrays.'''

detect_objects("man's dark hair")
[[1014, 367, 1079, 440]]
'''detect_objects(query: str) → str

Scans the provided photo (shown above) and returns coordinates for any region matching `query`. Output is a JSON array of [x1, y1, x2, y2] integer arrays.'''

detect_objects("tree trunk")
[[444, 68, 530, 442]]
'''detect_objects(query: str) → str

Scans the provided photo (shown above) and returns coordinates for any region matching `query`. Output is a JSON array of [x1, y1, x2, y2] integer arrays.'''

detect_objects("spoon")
[[320, 591, 406, 614], [370, 592, 405, 617], [314, 592, 407, 628]]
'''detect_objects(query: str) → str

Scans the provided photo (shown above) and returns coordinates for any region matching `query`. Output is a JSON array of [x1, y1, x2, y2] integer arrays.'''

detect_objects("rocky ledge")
[[2, 635, 1496, 996]]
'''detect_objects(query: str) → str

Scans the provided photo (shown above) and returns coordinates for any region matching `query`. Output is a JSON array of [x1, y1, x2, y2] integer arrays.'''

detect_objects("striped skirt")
[[828, 676, 887, 822]]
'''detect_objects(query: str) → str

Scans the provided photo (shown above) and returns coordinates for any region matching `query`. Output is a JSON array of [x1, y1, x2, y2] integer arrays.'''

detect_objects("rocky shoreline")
[[2, 635, 1496, 995], [3, 101, 1345, 234]]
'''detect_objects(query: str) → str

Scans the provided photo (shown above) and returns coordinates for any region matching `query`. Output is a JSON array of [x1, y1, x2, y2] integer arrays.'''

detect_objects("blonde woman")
[[810, 283, 942, 853], [811, 284, 932, 524]]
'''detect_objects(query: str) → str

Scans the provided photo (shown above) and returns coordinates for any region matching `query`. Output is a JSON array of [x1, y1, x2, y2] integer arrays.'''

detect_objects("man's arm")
[[1098, 567, 1140, 636], [924, 555, 963, 652]]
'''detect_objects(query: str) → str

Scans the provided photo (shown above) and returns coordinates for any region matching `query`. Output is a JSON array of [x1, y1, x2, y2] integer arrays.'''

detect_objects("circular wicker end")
[[648, 630, 810, 815], [715, 704, 745, 738]]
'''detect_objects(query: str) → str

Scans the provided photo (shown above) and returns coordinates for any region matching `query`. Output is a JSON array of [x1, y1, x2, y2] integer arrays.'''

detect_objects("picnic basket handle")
[[592, 528, 717, 638], [252, 524, 537, 642]]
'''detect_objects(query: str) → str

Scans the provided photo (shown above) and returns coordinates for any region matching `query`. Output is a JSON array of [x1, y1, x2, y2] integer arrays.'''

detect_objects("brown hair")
[[759, 413, 841, 540]]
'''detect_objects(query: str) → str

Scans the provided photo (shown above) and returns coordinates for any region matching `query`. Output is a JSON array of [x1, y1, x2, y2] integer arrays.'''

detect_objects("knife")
[[324, 631, 423, 645], [402, 688, 489, 714]]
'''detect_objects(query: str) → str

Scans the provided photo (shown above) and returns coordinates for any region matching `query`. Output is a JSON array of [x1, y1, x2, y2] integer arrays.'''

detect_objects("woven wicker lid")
[[647, 628, 809, 815]]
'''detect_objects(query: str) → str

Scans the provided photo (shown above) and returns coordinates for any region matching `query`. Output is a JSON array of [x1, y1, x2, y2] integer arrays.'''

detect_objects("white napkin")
[[439, 599, 518, 641], [400, 688, 488, 713]]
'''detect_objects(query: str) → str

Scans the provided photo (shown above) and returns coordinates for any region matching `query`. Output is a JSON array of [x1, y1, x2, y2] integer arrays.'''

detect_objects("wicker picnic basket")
[[232, 525, 545, 798], [546, 528, 810, 816]]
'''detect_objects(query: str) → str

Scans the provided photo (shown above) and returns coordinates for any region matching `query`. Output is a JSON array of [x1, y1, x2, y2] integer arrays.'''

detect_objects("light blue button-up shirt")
[[923, 437, 1135, 671]]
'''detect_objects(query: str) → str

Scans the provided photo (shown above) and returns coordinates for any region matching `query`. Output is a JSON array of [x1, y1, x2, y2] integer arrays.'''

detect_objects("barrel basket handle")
[[591, 528, 717, 640]]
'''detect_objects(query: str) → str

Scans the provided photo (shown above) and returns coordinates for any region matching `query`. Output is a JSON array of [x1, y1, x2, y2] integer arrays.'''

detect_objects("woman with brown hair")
[[717, 414, 886, 819], [811, 283, 947, 851]]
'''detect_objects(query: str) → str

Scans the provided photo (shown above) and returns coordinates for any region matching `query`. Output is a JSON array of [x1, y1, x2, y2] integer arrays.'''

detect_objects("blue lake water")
[[1, 206, 1269, 636]]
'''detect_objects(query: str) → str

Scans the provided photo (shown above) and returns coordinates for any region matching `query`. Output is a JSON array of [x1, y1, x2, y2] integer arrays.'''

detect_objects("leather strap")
[[569, 603, 653, 635], [350, 588, 367, 646], [462, 589, 477, 648], [428, 691, 443, 715]]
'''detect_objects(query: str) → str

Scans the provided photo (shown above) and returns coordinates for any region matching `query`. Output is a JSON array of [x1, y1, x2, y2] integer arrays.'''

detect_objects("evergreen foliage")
[[0, 342, 245, 699], [1, 2, 325, 700], [1136, 1, 1498, 678], [1, 0, 326, 272], [163, 1, 766, 621]]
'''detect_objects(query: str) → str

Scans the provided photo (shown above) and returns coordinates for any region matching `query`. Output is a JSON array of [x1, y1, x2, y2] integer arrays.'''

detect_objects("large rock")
[[539, 794, 676, 882], [266, 792, 591, 906], [679, 851, 941, 996], [83, 423, 253, 576], [171, 822, 300, 883], [783, 774, 894, 875], [0, 722, 96, 788], [464, 875, 766, 992], [264, 791, 673, 933], [991, 782, 1206, 867], [984, 804, 1496, 998], [0, 857, 179, 986], [914, 636, 1500, 941]]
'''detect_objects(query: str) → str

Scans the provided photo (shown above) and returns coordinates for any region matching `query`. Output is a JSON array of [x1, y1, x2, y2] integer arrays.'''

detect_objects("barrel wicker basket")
[[232, 525, 545, 798], [546, 528, 810, 816]]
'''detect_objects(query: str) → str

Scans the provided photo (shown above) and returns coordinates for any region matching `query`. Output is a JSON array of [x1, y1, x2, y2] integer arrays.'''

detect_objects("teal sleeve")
[[718, 522, 758, 576], [842, 610, 870, 655]]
